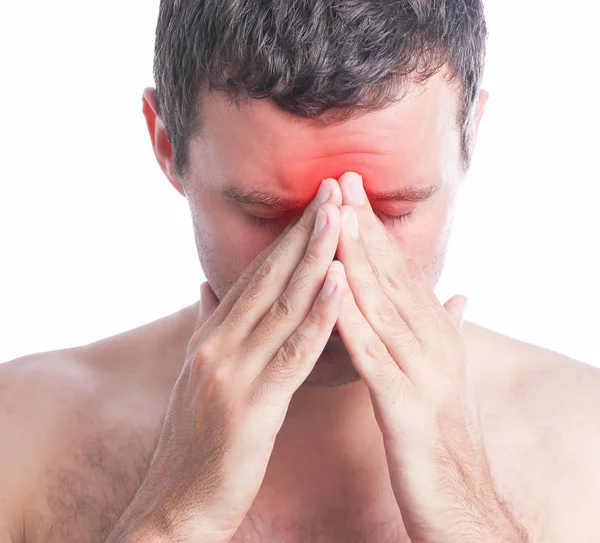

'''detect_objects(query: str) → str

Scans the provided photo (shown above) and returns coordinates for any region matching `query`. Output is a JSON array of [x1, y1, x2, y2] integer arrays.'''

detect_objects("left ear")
[[142, 87, 186, 197], [468, 88, 489, 158]]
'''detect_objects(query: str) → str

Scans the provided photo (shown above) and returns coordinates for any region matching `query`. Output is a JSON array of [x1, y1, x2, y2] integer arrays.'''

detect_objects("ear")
[[142, 87, 186, 197], [467, 88, 489, 157]]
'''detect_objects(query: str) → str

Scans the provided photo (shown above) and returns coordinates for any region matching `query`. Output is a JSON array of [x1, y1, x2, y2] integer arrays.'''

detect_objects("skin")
[[1, 65, 600, 542], [332, 172, 526, 540], [157, 69, 466, 388]]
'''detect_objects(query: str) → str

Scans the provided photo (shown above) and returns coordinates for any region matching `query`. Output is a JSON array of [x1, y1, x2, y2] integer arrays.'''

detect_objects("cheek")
[[190, 198, 278, 295], [386, 204, 451, 286]]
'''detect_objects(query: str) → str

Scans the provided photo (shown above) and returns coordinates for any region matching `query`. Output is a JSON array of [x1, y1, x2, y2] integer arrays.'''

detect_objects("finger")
[[338, 171, 380, 233], [197, 281, 220, 329], [254, 261, 346, 399], [443, 295, 469, 332], [224, 180, 342, 336], [196, 177, 342, 342], [338, 171, 445, 344], [335, 273, 415, 409], [245, 202, 341, 367], [337, 205, 424, 381], [193, 222, 298, 343]]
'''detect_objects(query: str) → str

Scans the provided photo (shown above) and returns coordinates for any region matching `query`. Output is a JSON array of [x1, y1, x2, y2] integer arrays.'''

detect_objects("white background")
[[1, 1, 598, 366]]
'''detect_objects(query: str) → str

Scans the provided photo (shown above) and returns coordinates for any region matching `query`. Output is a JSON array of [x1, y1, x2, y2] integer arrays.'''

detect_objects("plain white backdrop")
[[0, 1, 598, 366]]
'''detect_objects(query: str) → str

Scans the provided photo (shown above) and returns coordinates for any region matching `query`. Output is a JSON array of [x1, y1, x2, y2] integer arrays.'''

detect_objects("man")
[[1, 0, 598, 541]]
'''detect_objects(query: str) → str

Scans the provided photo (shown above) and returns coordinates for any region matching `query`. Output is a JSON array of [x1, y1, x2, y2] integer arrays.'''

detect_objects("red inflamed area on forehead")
[[220, 141, 444, 211], [197, 71, 460, 210]]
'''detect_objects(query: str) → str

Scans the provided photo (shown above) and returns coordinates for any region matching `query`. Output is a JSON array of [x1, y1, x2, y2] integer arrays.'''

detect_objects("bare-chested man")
[[2, 1, 599, 542]]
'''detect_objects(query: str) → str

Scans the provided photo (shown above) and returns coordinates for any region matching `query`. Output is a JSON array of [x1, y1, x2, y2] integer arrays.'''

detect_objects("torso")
[[1, 305, 599, 543]]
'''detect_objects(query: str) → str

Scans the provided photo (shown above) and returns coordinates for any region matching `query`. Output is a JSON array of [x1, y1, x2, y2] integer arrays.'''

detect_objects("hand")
[[105, 178, 347, 543], [334, 172, 528, 543]]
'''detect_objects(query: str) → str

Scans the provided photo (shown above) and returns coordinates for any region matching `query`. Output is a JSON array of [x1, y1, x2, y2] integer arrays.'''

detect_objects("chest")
[[24, 422, 577, 543], [27, 429, 155, 543]]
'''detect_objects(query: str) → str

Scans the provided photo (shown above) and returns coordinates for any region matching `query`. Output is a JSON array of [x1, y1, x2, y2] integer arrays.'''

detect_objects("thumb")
[[443, 294, 469, 332], [198, 281, 220, 326]]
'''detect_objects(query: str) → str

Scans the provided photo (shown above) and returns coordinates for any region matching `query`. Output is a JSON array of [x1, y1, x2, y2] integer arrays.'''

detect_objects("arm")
[[0, 357, 38, 543]]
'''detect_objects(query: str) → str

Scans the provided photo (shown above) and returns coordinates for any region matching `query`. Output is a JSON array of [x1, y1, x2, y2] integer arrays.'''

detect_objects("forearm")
[[473, 491, 530, 543]]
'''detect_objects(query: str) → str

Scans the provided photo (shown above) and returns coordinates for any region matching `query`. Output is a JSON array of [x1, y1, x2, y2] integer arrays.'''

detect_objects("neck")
[[261, 375, 396, 516]]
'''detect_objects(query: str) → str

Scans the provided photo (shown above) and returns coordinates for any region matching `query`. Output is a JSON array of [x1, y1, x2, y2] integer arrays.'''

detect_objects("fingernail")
[[347, 208, 359, 239], [313, 208, 328, 237], [315, 179, 332, 205], [350, 174, 366, 205], [321, 275, 337, 298]]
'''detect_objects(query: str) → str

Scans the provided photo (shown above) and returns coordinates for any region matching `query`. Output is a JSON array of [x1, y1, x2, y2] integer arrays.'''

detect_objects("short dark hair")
[[153, 0, 487, 180]]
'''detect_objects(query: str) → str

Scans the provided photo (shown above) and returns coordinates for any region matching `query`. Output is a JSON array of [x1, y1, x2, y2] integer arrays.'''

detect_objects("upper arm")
[[0, 358, 34, 542], [0, 351, 88, 542]]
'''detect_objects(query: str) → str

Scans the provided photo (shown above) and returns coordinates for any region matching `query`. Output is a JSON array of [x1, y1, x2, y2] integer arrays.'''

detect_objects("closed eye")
[[247, 210, 414, 228], [373, 210, 414, 227]]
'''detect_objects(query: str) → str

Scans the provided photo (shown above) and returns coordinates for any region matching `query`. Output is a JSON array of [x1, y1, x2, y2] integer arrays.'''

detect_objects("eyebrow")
[[368, 184, 441, 203], [223, 183, 440, 210]]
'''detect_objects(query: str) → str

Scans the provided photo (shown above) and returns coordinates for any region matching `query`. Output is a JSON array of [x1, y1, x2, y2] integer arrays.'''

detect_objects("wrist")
[[109, 495, 235, 543]]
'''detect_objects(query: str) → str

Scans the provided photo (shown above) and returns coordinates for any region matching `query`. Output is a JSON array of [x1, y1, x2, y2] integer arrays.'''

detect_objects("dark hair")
[[153, 0, 487, 179]]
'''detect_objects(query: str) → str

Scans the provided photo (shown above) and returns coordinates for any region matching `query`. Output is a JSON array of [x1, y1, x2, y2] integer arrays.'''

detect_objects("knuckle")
[[255, 256, 279, 287], [374, 299, 398, 325], [374, 298, 406, 339], [289, 260, 311, 292], [195, 362, 234, 405], [302, 245, 320, 267], [364, 337, 389, 362], [273, 291, 296, 321], [369, 264, 381, 283], [391, 328, 421, 363], [279, 334, 306, 366], [191, 336, 220, 369], [191, 346, 212, 370], [210, 362, 232, 387], [382, 269, 404, 291]]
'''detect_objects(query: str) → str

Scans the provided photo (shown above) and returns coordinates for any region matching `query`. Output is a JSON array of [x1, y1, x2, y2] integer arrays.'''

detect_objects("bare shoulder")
[[0, 348, 104, 539], [464, 320, 600, 417], [464, 321, 600, 540], [0, 315, 193, 542], [0, 304, 198, 541]]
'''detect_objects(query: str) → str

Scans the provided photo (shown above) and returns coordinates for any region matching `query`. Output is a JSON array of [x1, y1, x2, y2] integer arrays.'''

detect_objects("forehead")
[[190, 69, 461, 194]]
